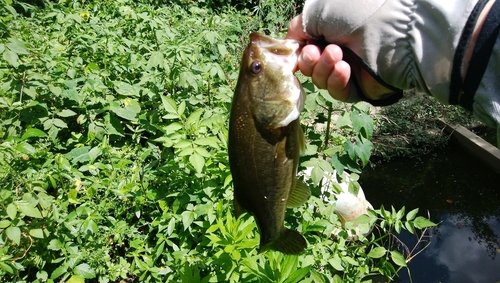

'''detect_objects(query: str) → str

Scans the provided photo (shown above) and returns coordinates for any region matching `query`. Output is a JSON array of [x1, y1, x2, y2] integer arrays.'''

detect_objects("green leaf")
[[66, 146, 91, 163], [50, 265, 67, 280], [194, 137, 219, 148], [181, 210, 195, 230], [0, 220, 11, 229], [21, 128, 47, 140], [30, 228, 45, 238], [6, 226, 21, 245], [186, 109, 204, 126], [18, 203, 42, 218], [367, 247, 386, 259], [161, 95, 178, 115], [6, 203, 17, 220], [58, 109, 77, 117], [66, 275, 85, 283], [113, 81, 141, 97], [189, 153, 205, 174], [0, 262, 14, 274], [2, 49, 19, 67], [390, 251, 407, 267], [406, 208, 419, 221], [328, 254, 344, 271], [14, 141, 35, 154], [147, 51, 164, 70], [414, 216, 437, 229], [351, 108, 373, 139], [7, 37, 29, 54], [283, 266, 311, 283], [217, 44, 227, 58], [110, 99, 141, 121], [48, 239, 64, 251], [52, 118, 68, 128], [74, 263, 96, 279], [405, 221, 415, 234]]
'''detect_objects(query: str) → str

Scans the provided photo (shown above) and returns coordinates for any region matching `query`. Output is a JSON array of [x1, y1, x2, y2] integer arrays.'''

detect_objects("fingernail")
[[321, 53, 335, 65], [302, 52, 314, 66], [332, 66, 342, 78]]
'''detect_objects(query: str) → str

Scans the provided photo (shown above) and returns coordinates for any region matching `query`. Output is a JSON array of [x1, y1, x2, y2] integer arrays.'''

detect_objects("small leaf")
[[73, 263, 96, 279], [367, 247, 386, 259], [50, 265, 67, 280], [30, 228, 44, 239], [189, 153, 204, 173], [0, 262, 14, 274], [328, 254, 344, 271], [283, 266, 311, 283], [6, 226, 21, 245], [7, 37, 29, 54], [57, 109, 77, 117], [390, 250, 407, 267], [0, 220, 11, 229], [6, 203, 17, 220], [182, 210, 195, 230], [21, 128, 47, 140], [48, 239, 64, 251], [15, 142, 35, 154], [217, 44, 227, 58], [406, 208, 419, 221], [66, 146, 91, 163], [414, 216, 437, 229], [2, 49, 19, 67], [18, 203, 42, 218], [66, 275, 85, 283], [160, 95, 178, 115], [52, 118, 68, 128]]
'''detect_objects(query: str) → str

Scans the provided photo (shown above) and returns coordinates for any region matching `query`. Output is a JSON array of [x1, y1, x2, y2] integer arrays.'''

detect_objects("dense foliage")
[[1, 1, 435, 282]]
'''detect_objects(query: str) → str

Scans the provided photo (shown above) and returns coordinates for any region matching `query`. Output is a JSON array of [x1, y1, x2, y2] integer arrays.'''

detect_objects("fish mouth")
[[250, 32, 305, 51]]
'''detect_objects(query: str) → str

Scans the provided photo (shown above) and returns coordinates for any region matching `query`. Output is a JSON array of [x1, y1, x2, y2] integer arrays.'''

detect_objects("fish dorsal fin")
[[287, 178, 311, 208]]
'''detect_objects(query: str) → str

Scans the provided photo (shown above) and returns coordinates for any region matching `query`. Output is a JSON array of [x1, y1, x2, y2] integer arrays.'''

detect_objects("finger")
[[285, 15, 311, 41], [311, 45, 343, 89], [326, 60, 351, 101], [297, 45, 321, 75]]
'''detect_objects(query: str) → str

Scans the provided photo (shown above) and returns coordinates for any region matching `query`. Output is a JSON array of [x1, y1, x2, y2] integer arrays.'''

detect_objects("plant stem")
[[323, 101, 333, 151]]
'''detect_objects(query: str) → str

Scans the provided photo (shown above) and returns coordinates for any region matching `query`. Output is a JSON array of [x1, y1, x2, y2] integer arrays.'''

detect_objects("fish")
[[228, 32, 311, 255]]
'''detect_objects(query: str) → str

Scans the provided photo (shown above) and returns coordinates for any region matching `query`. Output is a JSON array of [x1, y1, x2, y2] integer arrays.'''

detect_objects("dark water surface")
[[359, 138, 500, 283]]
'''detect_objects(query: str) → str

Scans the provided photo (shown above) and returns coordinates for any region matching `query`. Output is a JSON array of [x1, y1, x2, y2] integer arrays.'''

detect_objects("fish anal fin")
[[286, 178, 311, 208], [261, 229, 307, 255]]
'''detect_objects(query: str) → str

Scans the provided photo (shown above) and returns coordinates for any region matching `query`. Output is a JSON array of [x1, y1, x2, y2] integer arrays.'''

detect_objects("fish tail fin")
[[286, 178, 311, 208], [260, 229, 307, 255]]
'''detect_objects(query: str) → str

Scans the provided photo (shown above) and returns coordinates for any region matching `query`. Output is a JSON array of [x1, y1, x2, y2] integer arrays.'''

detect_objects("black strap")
[[450, 0, 500, 111], [340, 46, 404, 106], [462, 0, 500, 110], [449, 0, 489, 105]]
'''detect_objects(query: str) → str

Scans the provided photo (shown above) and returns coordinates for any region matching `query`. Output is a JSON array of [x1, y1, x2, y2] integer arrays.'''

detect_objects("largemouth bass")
[[228, 32, 310, 255]]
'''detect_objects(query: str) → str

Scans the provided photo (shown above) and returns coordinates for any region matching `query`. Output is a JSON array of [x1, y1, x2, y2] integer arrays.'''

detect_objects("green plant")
[[0, 1, 436, 282]]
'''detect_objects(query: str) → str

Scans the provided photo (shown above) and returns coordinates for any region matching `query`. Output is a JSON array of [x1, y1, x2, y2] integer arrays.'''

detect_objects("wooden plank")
[[438, 119, 500, 173]]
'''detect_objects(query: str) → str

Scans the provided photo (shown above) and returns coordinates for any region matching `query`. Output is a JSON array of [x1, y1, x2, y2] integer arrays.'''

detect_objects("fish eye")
[[250, 61, 262, 74]]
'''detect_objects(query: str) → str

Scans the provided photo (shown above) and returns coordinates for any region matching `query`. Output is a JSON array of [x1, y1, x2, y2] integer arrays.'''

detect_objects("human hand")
[[286, 15, 351, 102]]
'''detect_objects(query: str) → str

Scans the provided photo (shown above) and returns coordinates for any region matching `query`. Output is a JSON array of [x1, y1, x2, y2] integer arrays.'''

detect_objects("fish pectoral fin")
[[234, 196, 246, 218], [263, 228, 307, 255], [286, 178, 311, 208]]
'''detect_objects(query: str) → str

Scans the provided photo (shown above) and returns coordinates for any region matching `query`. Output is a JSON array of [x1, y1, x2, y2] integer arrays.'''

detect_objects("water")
[[359, 138, 500, 283]]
